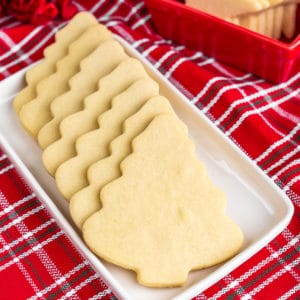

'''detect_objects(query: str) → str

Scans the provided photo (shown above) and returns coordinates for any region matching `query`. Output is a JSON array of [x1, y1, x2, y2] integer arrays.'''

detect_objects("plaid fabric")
[[0, 0, 299, 299]]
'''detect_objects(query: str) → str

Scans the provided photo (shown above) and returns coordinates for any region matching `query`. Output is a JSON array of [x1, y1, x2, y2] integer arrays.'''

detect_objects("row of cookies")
[[186, 0, 298, 39], [234, 0, 298, 39], [14, 12, 243, 287]]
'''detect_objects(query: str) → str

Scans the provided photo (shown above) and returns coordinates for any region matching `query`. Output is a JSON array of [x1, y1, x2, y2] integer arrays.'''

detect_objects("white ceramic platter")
[[0, 36, 294, 300]]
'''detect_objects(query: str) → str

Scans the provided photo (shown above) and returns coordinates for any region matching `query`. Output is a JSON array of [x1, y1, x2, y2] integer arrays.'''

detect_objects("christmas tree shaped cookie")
[[83, 114, 243, 287], [13, 12, 98, 113]]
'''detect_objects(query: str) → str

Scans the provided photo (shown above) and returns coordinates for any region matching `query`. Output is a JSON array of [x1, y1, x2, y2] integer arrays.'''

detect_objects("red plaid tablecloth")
[[0, 1, 299, 299]]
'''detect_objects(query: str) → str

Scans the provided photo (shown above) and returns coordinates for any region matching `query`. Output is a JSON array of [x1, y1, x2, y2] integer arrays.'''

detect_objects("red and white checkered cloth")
[[0, 1, 299, 299]]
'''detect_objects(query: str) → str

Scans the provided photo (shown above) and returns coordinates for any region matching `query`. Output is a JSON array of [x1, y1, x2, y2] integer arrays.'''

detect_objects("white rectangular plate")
[[0, 36, 294, 300]]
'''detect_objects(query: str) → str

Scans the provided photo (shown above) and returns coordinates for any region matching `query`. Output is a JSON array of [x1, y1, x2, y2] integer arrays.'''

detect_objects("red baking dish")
[[145, 0, 300, 83]]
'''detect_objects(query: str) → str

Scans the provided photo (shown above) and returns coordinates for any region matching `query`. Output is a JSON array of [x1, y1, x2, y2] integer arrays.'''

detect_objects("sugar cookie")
[[70, 96, 174, 228], [37, 40, 128, 149], [83, 114, 243, 287], [19, 25, 112, 137], [55, 78, 159, 200], [13, 12, 98, 114], [272, 5, 284, 39], [282, 1, 297, 38], [42, 58, 148, 176]]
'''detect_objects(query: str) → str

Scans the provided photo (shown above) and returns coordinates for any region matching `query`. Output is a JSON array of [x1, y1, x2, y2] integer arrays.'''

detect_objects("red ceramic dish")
[[145, 0, 300, 83]]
